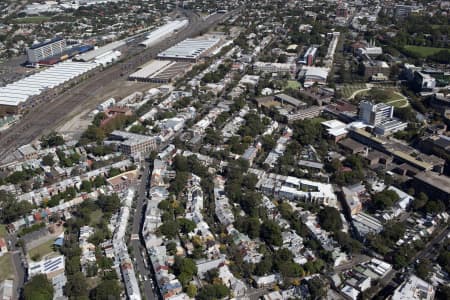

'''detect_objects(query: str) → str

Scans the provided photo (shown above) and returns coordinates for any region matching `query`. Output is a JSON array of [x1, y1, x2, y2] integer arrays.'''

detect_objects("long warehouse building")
[[128, 59, 191, 83], [157, 38, 221, 62], [0, 61, 98, 116], [139, 19, 188, 48]]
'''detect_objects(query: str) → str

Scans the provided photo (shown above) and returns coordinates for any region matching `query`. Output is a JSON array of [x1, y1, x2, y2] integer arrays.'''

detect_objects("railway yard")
[[0, 9, 232, 162]]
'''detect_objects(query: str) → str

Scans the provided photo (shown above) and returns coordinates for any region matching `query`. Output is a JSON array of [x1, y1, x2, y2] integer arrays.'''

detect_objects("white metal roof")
[[0, 61, 98, 107], [158, 38, 220, 59], [140, 20, 188, 48], [129, 60, 173, 79]]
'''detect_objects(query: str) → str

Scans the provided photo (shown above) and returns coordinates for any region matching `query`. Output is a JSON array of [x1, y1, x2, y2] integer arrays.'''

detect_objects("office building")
[[27, 37, 66, 63], [253, 62, 297, 75], [374, 119, 408, 136], [394, 5, 417, 18], [299, 47, 317, 66], [300, 66, 329, 87], [358, 101, 393, 126], [108, 131, 157, 156], [414, 72, 436, 91], [362, 60, 390, 79]]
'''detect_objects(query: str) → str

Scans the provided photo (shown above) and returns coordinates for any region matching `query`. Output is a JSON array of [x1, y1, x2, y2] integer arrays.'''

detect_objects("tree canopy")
[[260, 220, 283, 246], [0, 191, 34, 223], [318, 207, 342, 233], [23, 274, 54, 300]]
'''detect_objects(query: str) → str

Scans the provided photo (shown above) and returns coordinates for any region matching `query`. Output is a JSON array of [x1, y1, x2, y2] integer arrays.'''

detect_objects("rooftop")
[[414, 171, 450, 193], [392, 275, 435, 300], [158, 38, 220, 60]]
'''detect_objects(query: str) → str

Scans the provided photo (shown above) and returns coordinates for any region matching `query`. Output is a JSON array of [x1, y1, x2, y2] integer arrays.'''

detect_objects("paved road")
[[6, 233, 25, 298], [130, 161, 156, 300], [0, 10, 232, 161], [334, 254, 371, 272]]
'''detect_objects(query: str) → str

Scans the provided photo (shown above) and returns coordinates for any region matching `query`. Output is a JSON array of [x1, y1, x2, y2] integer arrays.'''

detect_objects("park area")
[[339, 84, 369, 99], [404, 45, 450, 58], [355, 88, 408, 108], [340, 84, 409, 108]]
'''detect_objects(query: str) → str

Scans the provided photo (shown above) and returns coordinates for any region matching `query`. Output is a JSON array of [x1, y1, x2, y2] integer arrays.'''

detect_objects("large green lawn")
[[89, 209, 103, 226], [0, 254, 14, 281], [340, 84, 368, 99], [286, 80, 301, 89], [0, 225, 7, 239], [404, 45, 450, 58], [12, 16, 51, 24], [28, 239, 56, 261]]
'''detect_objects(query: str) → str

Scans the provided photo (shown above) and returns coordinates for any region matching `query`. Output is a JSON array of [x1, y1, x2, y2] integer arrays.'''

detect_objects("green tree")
[[415, 259, 431, 280], [186, 284, 197, 298], [172, 257, 197, 287], [42, 154, 54, 166], [178, 218, 196, 234], [235, 217, 260, 239], [307, 276, 327, 300], [158, 220, 179, 239], [260, 220, 282, 246], [91, 279, 121, 300], [64, 272, 88, 298], [292, 119, 323, 145], [197, 284, 230, 300], [97, 194, 121, 214], [80, 180, 92, 192], [23, 274, 54, 300], [40, 132, 64, 148], [373, 189, 400, 210], [318, 207, 342, 233], [255, 255, 272, 276], [0, 191, 34, 223]]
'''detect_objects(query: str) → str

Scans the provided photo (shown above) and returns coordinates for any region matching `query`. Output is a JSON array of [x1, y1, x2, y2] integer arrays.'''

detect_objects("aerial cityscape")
[[0, 0, 449, 300]]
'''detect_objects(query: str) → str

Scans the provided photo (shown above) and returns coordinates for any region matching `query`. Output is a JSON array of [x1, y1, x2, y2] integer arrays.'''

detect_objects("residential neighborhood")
[[0, 0, 449, 300]]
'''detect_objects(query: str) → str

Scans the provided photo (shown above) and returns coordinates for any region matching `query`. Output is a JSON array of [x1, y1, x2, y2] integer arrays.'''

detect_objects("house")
[[0, 239, 7, 257], [342, 186, 362, 215], [0, 280, 13, 300], [253, 274, 277, 288]]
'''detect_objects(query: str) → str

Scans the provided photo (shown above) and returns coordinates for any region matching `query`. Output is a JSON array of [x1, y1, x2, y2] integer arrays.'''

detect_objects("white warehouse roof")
[[75, 40, 125, 62], [129, 60, 173, 79], [139, 20, 188, 48], [158, 38, 220, 60], [0, 61, 98, 107]]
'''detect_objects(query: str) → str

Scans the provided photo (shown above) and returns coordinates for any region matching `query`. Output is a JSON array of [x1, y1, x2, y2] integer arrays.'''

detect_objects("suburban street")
[[130, 160, 157, 300]]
